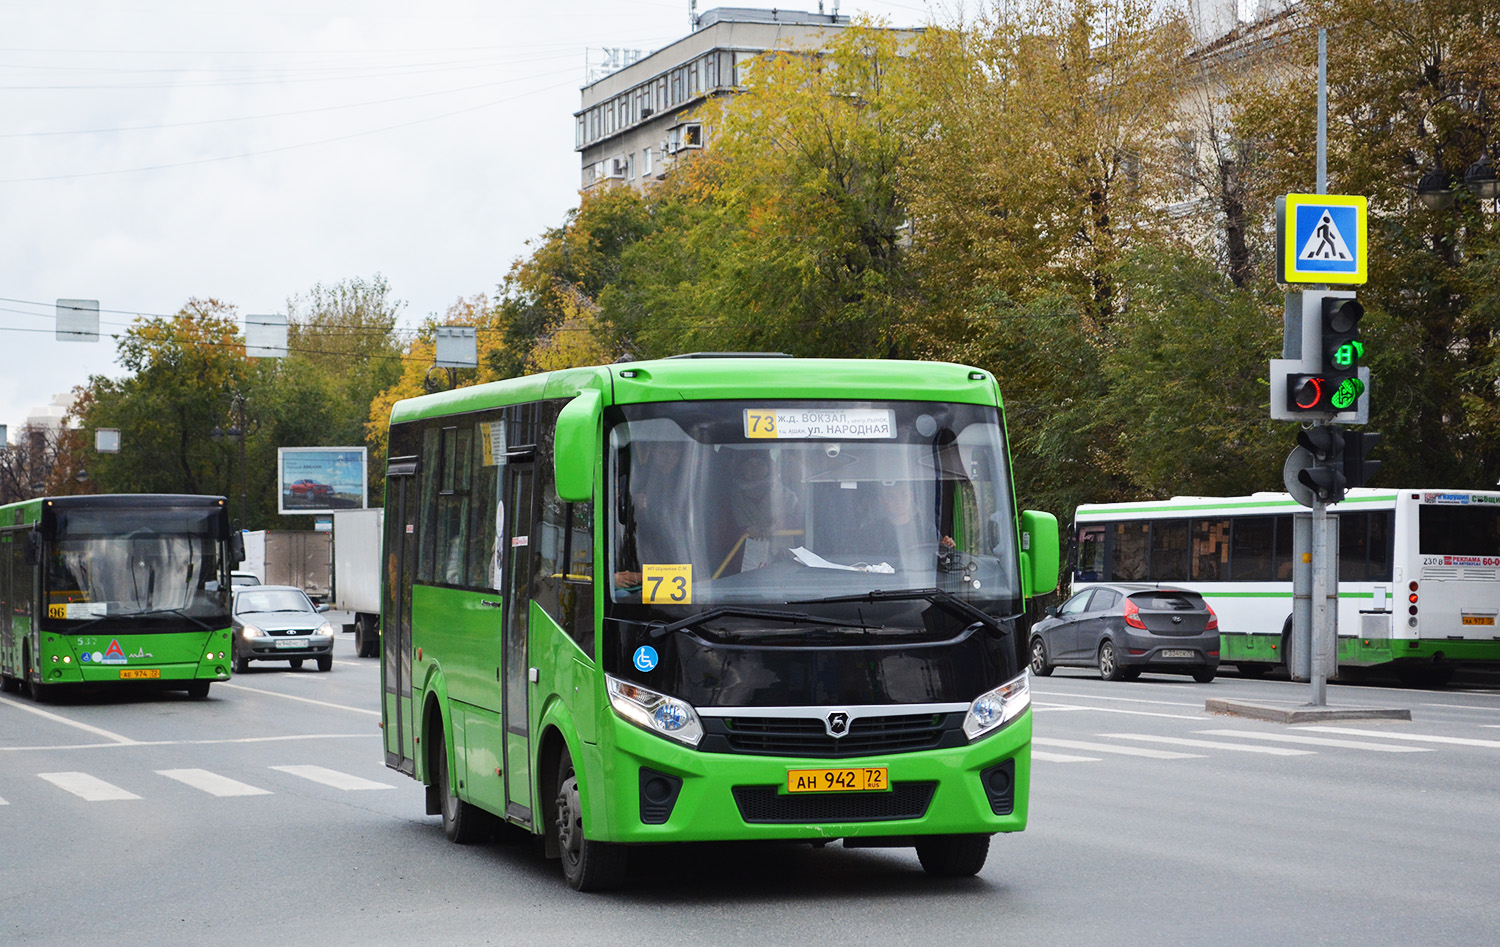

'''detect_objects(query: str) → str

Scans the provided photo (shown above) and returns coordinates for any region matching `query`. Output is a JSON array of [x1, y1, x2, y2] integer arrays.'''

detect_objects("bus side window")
[[1111, 522, 1149, 580]]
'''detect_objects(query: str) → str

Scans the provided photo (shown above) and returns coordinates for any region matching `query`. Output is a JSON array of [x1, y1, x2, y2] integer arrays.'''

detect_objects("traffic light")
[[1320, 295, 1365, 410], [1343, 430, 1381, 489], [1282, 292, 1367, 417], [1297, 424, 1347, 503]]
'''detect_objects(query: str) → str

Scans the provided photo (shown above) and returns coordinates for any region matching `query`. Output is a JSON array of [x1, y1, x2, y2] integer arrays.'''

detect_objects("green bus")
[[0, 494, 240, 701], [380, 356, 1058, 889]]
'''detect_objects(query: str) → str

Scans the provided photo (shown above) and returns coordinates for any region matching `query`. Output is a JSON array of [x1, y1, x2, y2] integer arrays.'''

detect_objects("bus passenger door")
[[501, 457, 536, 823], [383, 460, 418, 775]]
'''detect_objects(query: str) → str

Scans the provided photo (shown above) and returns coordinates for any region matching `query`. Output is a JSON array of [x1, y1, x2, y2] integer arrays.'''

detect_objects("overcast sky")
[[1, 0, 1250, 438]]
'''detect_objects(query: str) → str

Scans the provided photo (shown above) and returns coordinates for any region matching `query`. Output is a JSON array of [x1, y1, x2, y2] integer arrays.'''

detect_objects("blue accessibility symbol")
[[632, 646, 659, 672]]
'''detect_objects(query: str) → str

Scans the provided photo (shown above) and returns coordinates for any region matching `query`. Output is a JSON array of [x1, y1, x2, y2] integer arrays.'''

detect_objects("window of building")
[[642, 146, 653, 177]]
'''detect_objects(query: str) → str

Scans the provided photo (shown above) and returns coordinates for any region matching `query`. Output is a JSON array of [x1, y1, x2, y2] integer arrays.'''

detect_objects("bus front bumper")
[[582, 709, 1032, 845]]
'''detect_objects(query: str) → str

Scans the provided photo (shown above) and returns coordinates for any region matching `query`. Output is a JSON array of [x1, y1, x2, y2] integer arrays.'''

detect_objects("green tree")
[[1236, 0, 1500, 486], [74, 299, 251, 500]]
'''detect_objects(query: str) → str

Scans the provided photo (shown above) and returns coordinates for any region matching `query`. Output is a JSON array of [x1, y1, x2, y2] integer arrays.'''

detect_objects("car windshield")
[[45, 506, 228, 632], [606, 399, 1020, 633], [236, 589, 314, 614]]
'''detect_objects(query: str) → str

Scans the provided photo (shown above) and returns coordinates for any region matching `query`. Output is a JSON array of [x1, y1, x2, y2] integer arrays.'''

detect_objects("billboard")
[[278, 447, 368, 515]]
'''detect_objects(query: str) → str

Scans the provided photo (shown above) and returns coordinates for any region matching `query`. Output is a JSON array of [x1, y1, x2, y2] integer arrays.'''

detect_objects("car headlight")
[[962, 670, 1031, 741], [606, 674, 703, 747], [316, 622, 335, 637], [240, 625, 265, 638]]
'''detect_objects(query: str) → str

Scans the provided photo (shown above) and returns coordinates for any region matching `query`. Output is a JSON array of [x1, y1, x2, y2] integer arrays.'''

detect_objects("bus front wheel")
[[554, 748, 628, 892], [915, 833, 991, 877]]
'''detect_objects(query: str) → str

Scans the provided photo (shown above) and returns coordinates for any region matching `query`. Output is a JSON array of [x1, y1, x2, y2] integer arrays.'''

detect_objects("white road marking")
[[1029, 689, 1203, 708], [1031, 750, 1101, 763], [157, 768, 272, 797], [1033, 737, 1203, 760], [39, 771, 140, 801], [270, 764, 394, 791], [1030, 703, 1204, 721], [1196, 730, 1431, 752], [218, 682, 380, 716], [0, 696, 139, 744], [1298, 726, 1500, 749], [1102, 733, 1314, 756], [1, 733, 376, 753]]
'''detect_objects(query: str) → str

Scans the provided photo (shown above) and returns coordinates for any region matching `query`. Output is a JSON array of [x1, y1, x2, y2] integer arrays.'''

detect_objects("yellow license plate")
[[119, 669, 161, 680], [1462, 616, 1495, 626], [787, 767, 888, 793]]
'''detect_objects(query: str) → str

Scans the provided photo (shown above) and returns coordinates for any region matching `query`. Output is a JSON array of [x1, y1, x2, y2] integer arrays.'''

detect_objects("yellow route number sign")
[[642, 564, 692, 605]]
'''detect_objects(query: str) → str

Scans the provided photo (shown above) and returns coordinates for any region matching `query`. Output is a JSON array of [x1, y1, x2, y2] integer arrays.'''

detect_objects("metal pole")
[[1309, 495, 1328, 705], [1317, 28, 1328, 194]]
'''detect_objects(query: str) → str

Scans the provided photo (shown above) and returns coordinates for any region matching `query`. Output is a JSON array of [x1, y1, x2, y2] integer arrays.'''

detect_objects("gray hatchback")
[[232, 586, 337, 673], [1029, 583, 1219, 683]]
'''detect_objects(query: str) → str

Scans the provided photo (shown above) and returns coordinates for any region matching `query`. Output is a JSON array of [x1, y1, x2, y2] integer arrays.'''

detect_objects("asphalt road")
[[4, 634, 1499, 946]]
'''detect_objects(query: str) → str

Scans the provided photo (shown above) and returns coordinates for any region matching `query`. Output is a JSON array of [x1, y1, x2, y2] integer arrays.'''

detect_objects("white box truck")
[[333, 509, 383, 657], [241, 530, 333, 601]]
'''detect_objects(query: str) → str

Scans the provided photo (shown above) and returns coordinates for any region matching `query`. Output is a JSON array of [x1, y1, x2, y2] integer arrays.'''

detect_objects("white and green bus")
[[379, 356, 1059, 889], [1069, 489, 1500, 685]]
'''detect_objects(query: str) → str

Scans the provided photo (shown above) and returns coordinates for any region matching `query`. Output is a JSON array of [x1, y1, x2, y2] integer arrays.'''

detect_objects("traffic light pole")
[[1310, 496, 1330, 706]]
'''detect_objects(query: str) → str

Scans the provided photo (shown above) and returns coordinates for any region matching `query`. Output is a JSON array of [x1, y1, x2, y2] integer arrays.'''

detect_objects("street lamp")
[[1466, 153, 1499, 202], [1417, 169, 1456, 211]]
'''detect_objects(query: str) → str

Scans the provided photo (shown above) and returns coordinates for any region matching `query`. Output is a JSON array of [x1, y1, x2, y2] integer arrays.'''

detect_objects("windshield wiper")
[[117, 607, 213, 632], [646, 606, 871, 641], [790, 588, 1018, 638]]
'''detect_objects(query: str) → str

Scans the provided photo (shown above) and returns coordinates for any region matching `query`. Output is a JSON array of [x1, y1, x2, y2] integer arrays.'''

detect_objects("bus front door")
[[383, 463, 417, 775], [501, 458, 535, 824]]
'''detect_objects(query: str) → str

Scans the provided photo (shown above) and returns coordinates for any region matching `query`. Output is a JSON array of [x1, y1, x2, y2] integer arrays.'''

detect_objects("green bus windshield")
[[607, 399, 1020, 627], [45, 506, 229, 633]]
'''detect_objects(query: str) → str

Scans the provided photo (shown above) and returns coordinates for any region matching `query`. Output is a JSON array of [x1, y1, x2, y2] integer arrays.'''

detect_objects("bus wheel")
[[185, 681, 210, 699], [23, 646, 50, 702], [1028, 638, 1053, 677], [0, 673, 19, 694], [554, 748, 628, 891], [1098, 641, 1125, 681], [915, 833, 990, 877], [1236, 663, 1269, 679], [434, 723, 491, 845]]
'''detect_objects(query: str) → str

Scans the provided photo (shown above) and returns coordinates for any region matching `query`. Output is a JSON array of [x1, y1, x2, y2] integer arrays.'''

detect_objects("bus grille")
[[705, 713, 960, 758], [732, 782, 937, 824]]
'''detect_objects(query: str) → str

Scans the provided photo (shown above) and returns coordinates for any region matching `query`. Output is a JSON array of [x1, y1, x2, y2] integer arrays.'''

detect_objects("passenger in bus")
[[855, 481, 954, 570], [613, 440, 687, 590], [713, 451, 803, 577]]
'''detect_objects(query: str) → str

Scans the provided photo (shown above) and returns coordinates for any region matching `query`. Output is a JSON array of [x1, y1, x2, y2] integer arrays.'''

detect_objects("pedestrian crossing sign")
[[1277, 193, 1367, 284]]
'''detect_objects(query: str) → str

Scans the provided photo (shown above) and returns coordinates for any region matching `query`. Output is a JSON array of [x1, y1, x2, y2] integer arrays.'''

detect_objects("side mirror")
[[554, 389, 602, 503], [1045, 605, 1060, 618], [1018, 509, 1059, 598], [228, 530, 246, 566], [316, 604, 331, 613]]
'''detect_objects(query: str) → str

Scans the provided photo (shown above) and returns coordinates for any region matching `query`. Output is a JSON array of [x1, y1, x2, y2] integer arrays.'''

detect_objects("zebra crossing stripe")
[[157, 768, 272, 797], [270, 764, 394, 791], [39, 771, 140, 801], [1102, 734, 1314, 756], [1298, 726, 1500, 749], [1032, 750, 1102, 763], [1033, 737, 1203, 760], [1196, 730, 1430, 752]]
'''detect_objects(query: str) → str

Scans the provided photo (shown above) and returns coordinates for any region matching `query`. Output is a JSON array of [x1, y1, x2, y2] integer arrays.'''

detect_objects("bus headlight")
[[962, 671, 1031, 742], [606, 674, 703, 747]]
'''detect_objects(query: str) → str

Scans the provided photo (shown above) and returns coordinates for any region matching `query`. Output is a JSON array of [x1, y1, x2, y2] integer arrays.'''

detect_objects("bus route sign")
[[1276, 193, 1367, 285]]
